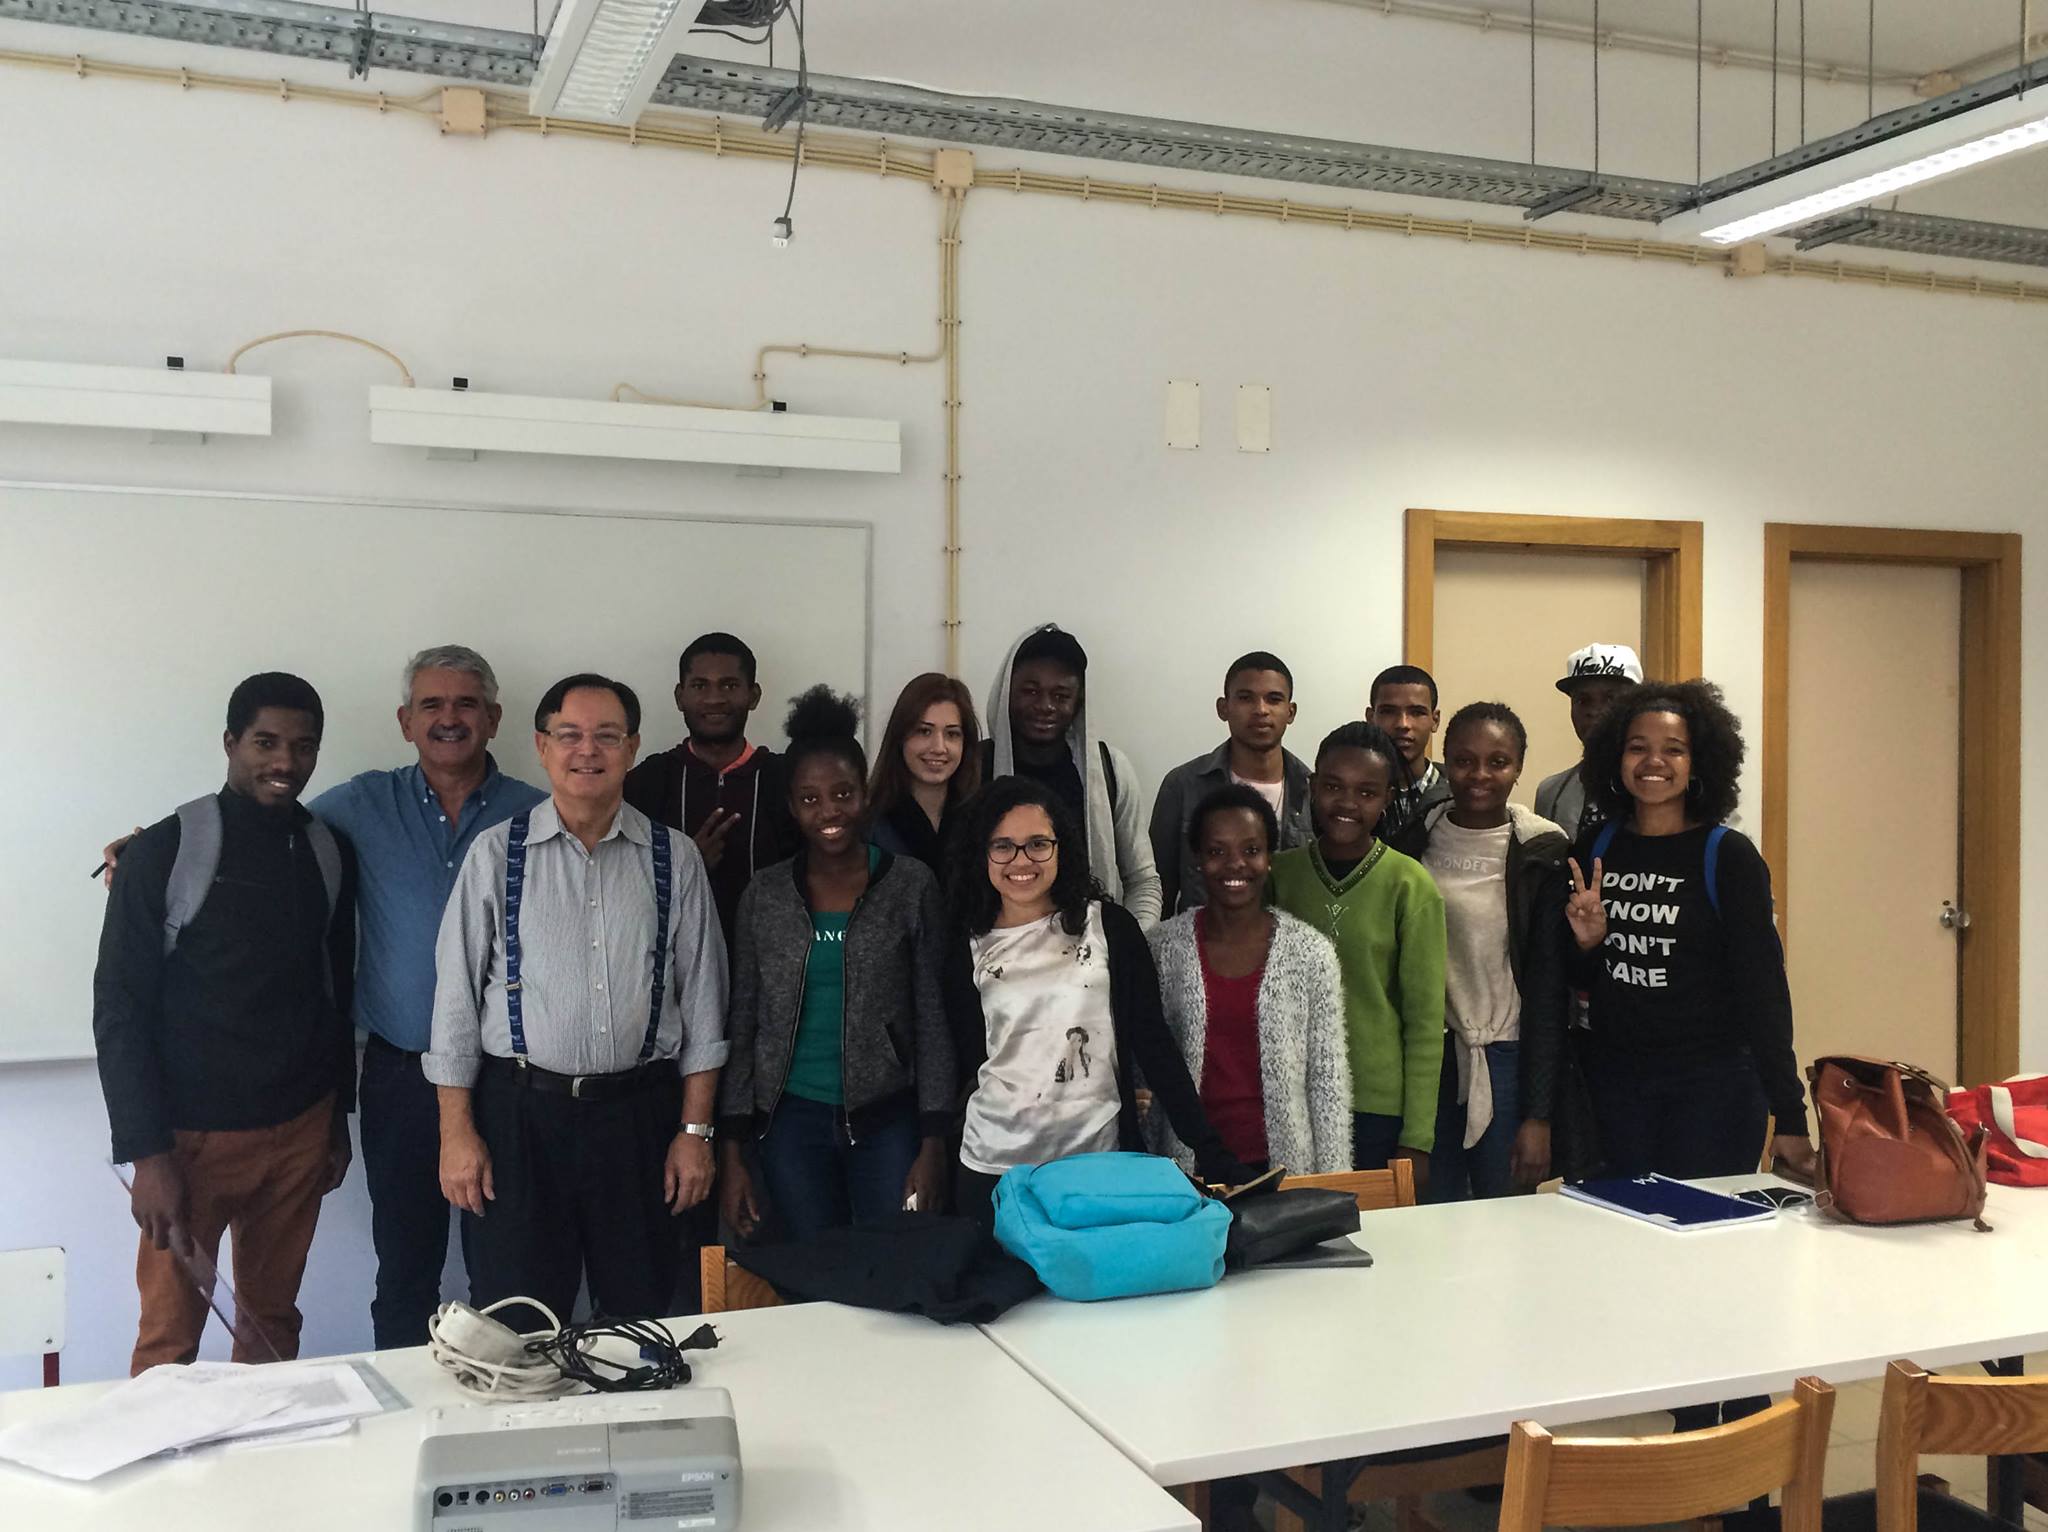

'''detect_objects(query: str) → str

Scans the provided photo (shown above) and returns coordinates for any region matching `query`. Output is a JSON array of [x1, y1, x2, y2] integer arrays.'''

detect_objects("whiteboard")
[[0, 482, 871, 1063]]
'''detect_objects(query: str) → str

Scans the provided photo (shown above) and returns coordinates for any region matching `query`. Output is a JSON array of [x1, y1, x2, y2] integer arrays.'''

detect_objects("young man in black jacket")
[[624, 632, 796, 943], [93, 672, 357, 1373]]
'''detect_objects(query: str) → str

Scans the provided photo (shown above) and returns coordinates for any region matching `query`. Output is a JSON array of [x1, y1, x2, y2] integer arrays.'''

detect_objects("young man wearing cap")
[[1533, 644, 1643, 839]]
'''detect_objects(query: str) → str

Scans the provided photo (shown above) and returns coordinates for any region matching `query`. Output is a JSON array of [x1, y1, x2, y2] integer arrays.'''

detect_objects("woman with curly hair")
[[1563, 680, 1817, 1183], [943, 776, 1252, 1224]]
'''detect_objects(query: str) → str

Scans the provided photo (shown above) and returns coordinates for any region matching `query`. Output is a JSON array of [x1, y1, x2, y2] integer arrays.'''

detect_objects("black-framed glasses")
[[988, 835, 1058, 865]]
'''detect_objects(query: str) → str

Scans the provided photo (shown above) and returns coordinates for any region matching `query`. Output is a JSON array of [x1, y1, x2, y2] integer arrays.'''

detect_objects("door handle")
[[1939, 901, 1973, 931]]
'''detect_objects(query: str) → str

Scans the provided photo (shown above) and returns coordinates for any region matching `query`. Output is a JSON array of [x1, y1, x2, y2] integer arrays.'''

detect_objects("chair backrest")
[[1499, 1376, 1834, 1532], [0, 1247, 65, 1384], [698, 1245, 781, 1314], [1283, 1161, 1417, 1211], [1878, 1360, 2048, 1532]]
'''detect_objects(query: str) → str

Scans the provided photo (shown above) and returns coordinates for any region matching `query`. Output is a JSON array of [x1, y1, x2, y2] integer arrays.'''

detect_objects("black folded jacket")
[[730, 1214, 1042, 1325]]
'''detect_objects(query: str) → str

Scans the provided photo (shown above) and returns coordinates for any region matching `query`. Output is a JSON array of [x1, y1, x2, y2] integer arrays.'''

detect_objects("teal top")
[[784, 911, 850, 1105]]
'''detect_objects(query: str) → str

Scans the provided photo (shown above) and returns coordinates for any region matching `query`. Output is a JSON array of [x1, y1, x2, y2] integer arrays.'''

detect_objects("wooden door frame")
[[1762, 524, 2023, 1084], [1403, 509, 1704, 680]]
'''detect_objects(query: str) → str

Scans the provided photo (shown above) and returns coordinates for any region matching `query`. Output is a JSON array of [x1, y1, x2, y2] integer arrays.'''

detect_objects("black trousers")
[[359, 1035, 459, 1350], [953, 1163, 1001, 1229], [465, 1061, 685, 1325], [1588, 1045, 1770, 1432], [1585, 1046, 1770, 1180]]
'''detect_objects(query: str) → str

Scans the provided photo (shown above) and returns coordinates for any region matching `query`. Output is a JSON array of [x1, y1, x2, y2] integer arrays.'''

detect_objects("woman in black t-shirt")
[[1562, 680, 1818, 1182]]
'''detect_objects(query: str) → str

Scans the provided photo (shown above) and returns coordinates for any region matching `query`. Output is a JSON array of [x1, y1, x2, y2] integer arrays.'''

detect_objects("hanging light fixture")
[[528, 0, 693, 125], [1661, 68, 2048, 246]]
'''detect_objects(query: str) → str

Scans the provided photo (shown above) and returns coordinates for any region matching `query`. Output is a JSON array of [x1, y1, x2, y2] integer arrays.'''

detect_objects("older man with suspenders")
[[428, 673, 727, 1322]]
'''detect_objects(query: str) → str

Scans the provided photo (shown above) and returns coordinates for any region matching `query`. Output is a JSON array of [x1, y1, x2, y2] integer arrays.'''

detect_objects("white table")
[[0, 1301, 1197, 1532], [981, 1178, 2048, 1498]]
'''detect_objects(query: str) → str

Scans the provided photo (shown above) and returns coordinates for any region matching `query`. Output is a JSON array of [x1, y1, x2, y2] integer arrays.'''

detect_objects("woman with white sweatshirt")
[[1389, 701, 1573, 1200]]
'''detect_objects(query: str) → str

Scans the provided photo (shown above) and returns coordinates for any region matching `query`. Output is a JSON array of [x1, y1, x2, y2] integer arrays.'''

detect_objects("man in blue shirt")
[[309, 646, 546, 1348]]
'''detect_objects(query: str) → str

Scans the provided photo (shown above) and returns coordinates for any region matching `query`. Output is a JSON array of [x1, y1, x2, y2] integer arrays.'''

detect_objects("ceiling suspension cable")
[[1695, 0, 1703, 190], [1799, 0, 1808, 145], [1528, 0, 1537, 165], [1591, 0, 1600, 179], [1771, 0, 1780, 155]]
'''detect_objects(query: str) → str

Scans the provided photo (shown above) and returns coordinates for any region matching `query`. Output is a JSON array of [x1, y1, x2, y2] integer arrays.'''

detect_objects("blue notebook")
[[1561, 1174, 1776, 1232]]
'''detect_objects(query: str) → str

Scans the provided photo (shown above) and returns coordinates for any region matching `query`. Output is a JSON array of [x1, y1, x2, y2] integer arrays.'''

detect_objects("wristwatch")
[[680, 1122, 715, 1143]]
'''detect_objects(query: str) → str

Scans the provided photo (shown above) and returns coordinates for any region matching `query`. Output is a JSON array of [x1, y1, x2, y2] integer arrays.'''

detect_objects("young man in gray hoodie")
[[979, 624, 1162, 927]]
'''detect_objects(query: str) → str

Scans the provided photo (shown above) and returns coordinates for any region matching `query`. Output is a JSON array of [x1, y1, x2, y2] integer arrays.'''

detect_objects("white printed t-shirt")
[[960, 903, 1121, 1175]]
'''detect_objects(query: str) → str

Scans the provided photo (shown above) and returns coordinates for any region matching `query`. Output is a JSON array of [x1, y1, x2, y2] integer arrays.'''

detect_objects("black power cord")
[[528, 1316, 721, 1393]]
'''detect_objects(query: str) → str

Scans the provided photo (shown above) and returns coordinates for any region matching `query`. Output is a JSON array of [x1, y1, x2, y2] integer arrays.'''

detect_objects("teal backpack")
[[993, 1152, 1231, 1302]]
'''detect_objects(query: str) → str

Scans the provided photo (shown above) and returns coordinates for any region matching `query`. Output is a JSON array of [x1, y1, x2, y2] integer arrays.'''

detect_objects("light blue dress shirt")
[[309, 755, 546, 1051]]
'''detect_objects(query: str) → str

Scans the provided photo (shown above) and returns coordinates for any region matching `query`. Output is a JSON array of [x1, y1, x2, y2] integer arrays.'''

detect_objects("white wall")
[[1, 0, 2042, 1387]]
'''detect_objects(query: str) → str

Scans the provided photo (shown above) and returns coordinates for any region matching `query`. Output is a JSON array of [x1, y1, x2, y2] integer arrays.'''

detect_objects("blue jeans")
[[1427, 1040, 1523, 1202], [754, 1094, 920, 1244]]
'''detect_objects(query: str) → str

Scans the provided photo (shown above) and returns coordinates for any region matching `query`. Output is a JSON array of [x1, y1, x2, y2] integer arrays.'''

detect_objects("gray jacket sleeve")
[[909, 870, 958, 1134], [1147, 766, 1186, 921], [666, 829, 730, 1078], [1107, 743, 1163, 928], [717, 878, 764, 1128], [424, 835, 500, 1089]]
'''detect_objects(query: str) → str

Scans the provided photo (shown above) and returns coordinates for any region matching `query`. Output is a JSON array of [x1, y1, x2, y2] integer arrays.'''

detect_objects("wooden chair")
[[1497, 1376, 1834, 1532], [1278, 1159, 1416, 1211], [697, 1245, 782, 1315], [1877, 1361, 2048, 1532]]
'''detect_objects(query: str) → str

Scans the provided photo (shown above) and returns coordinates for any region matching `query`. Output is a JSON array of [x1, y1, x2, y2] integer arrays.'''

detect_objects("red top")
[[1196, 913, 1268, 1167]]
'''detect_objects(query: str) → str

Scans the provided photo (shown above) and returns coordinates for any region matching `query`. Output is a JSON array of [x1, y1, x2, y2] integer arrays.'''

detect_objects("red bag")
[[1947, 1075, 2048, 1188]]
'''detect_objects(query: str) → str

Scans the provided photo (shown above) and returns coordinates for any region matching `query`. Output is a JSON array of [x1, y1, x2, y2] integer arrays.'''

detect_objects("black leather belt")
[[480, 1054, 672, 1101]]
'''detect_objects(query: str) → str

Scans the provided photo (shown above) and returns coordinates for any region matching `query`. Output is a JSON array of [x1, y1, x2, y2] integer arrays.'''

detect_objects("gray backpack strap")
[[164, 796, 224, 956], [304, 818, 343, 926], [304, 817, 343, 1002]]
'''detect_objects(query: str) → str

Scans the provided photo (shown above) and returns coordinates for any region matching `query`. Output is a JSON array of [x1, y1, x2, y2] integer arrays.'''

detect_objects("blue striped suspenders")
[[503, 813, 675, 1065]]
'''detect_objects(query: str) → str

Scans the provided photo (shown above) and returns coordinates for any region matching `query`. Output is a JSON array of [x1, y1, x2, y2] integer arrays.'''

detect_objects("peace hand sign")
[[1565, 857, 1607, 952]]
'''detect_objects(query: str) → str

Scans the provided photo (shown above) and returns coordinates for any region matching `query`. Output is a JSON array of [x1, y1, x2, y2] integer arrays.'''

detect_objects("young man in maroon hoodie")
[[624, 632, 795, 943]]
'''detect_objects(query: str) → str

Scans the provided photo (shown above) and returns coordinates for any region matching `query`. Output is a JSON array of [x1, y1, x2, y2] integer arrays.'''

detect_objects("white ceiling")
[[1336, 0, 2043, 83]]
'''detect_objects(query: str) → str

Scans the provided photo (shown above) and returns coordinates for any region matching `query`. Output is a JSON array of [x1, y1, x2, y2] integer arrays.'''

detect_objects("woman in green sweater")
[[1269, 720, 1447, 1186]]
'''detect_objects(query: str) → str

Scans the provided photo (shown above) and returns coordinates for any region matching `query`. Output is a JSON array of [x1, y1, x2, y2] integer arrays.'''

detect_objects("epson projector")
[[417, 1389, 741, 1531]]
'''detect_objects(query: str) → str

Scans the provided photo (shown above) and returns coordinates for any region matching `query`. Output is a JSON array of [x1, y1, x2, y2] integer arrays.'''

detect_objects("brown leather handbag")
[[1807, 1056, 1991, 1229]]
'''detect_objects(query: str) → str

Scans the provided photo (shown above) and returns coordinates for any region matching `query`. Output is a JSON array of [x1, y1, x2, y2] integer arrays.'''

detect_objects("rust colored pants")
[[131, 1094, 335, 1374]]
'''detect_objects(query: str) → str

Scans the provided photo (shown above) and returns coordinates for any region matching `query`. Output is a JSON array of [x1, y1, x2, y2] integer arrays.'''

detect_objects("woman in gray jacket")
[[718, 688, 955, 1242], [1148, 784, 1352, 1176]]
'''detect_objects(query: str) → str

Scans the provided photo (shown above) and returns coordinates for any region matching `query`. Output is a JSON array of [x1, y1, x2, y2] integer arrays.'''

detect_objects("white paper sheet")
[[0, 1360, 386, 1482]]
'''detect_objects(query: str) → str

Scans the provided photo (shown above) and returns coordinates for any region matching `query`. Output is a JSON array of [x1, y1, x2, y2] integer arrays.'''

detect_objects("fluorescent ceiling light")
[[529, 0, 693, 126], [0, 360, 270, 437], [368, 386, 901, 474], [1662, 87, 2048, 246]]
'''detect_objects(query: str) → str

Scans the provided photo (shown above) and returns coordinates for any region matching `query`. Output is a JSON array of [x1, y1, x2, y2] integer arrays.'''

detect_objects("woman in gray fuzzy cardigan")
[[1147, 784, 1353, 1176]]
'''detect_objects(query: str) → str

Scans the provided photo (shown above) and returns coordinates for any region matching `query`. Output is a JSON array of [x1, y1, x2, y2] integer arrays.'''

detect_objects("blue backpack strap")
[[1589, 819, 1619, 866], [503, 811, 532, 1058], [640, 825, 674, 1063], [1703, 823, 1728, 919]]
